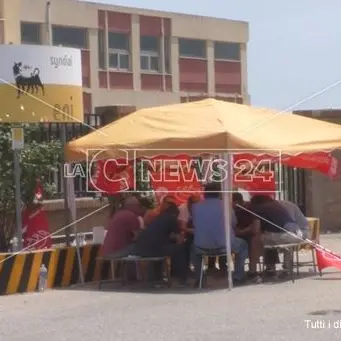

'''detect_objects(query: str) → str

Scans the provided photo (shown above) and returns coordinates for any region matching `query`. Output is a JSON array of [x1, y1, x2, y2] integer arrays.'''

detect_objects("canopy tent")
[[66, 98, 341, 161], [65, 99, 341, 291]]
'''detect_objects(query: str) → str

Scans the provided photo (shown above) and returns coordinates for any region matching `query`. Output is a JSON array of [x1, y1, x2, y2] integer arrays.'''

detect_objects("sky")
[[84, 0, 341, 111]]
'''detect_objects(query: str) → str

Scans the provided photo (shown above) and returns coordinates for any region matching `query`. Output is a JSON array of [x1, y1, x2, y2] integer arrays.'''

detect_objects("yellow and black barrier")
[[0, 244, 113, 295]]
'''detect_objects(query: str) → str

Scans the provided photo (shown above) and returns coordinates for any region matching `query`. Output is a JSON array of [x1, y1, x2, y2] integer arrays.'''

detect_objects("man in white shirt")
[[178, 202, 191, 232]]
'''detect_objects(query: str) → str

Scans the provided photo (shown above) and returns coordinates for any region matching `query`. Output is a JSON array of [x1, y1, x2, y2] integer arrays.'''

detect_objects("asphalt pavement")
[[1, 234, 341, 341]]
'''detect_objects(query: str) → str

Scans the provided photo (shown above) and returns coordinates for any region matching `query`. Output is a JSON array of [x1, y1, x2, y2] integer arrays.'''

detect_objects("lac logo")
[[12, 62, 45, 98]]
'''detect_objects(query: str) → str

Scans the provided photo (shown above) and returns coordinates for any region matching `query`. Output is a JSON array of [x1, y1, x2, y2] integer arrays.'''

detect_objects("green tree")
[[0, 124, 62, 251]]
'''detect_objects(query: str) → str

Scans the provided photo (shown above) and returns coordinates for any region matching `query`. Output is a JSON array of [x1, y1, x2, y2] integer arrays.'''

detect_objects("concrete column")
[[206, 40, 215, 97], [240, 43, 249, 104], [2, 0, 20, 44], [0, 20, 4, 44], [104, 11, 109, 88], [170, 36, 179, 93], [0, 0, 4, 44], [131, 14, 141, 91], [40, 24, 49, 45], [88, 28, 99, 90]]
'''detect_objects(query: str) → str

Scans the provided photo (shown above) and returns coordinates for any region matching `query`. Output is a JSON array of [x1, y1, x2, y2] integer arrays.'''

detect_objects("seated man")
[[133, 203, 188, 286], [192, 183, 249, 286], [250, 195, 302, 275], [232, 192, 262, 279], [280, 200, 309, 239], [143, 195, 176, 226], [101, 196, 144, 279], [101, 196, 143, 258], [178, 195, 201, 269]]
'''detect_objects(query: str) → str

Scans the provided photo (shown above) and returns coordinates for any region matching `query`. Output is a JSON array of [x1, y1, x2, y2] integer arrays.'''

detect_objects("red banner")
[[89, 159, 134, 193], [151, 169, 203, 205], [234, 152, 338, 178], [22, 206, 52, 250], [89, 151, 337, 195]]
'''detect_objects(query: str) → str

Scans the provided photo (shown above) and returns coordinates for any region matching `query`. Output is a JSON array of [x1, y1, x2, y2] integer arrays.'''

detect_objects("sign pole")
[[45, 1, 72, 245], [12, 127, 24, 250], [61, 127, 72, 246]]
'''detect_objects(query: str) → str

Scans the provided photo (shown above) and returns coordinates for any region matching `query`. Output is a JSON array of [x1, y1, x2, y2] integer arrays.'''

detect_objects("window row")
[[100, 31, 170, 72], [100, 32, 240, 72], [21, 22, 241, 70], [21, 22, 89, 48]]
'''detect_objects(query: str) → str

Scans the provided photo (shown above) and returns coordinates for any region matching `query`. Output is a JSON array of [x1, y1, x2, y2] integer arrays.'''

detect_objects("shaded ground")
[[1, 234, 341, 341]]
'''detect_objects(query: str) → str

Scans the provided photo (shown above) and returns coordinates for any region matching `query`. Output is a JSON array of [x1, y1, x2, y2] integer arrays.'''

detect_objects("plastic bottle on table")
[[38, 264, 48, 292]]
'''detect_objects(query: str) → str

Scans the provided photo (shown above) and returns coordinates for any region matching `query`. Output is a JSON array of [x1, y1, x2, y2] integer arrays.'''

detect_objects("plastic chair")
[[298, 218, 320, 272], [198, 252, 229, 289]]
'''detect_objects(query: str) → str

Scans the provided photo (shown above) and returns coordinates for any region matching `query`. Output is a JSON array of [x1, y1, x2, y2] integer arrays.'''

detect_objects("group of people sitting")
[[101, 182, 310, 288]]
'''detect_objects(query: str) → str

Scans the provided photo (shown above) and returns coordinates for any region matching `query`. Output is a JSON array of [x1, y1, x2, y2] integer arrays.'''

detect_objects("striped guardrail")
[[0, 244, 112, 295]]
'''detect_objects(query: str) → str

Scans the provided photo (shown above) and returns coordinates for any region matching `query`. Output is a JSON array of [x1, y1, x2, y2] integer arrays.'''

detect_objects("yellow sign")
[[0, 45, 84, 123], [11, 127, 24, 150]]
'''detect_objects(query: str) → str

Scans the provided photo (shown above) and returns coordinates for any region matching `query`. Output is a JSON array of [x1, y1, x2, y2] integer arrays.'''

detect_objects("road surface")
[[1, 234, 341, 341]]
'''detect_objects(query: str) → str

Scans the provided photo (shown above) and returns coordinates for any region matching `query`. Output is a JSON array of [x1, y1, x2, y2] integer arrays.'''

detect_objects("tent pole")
[[221, 152, 233, 290]]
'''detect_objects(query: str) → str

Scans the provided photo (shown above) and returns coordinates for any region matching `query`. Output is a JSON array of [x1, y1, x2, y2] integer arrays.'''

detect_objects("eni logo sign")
[[12, 62, 45, 99], [0, 44, 84, 123]]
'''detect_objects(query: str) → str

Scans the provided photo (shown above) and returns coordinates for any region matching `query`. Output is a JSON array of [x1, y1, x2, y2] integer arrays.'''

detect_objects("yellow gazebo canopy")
[[65, 99, 341, 162]]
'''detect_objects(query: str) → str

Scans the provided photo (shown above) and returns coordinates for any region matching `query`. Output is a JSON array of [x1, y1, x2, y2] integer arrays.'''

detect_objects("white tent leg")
[[66, 163, 84, 284], [221, 152, 233, 290]]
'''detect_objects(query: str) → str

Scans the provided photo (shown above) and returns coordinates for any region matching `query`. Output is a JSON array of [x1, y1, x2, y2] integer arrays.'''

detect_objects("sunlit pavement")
[[1, 234, 341, 341]]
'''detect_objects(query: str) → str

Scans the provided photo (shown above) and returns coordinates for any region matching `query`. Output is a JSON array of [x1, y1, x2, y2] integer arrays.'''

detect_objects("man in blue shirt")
[[192, 183, 248, 286]]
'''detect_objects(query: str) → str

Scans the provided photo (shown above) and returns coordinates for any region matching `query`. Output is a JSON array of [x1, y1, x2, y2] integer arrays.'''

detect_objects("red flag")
[[33, 178, 44, 204], [315, 246, 341, 271], [22, 206, 52, 250], [22, 180, 51, 250]]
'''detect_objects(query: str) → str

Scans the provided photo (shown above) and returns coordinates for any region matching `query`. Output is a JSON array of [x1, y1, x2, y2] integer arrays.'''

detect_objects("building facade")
[[0, 0, 249, 124]]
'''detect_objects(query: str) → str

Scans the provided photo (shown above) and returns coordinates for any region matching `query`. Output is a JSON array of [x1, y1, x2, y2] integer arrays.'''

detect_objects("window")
[[140, 55, 159, 72], [52, 26, 88, 49], [109, 53, 129, 69], [98, 30, 105, 69], [214, 42, 240, 61], [178, 38, 206, 58], [21, 22, 41, 44], [140, 35, 160, 72], [140, 36, 159, 52], [108, 32, 129, 50], [108, 32, 130, 70]]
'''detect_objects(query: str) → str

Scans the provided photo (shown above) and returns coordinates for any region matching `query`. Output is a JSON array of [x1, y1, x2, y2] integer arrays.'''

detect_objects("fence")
[[277, 165, 306, 214], [27, 114, 101, 199]]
